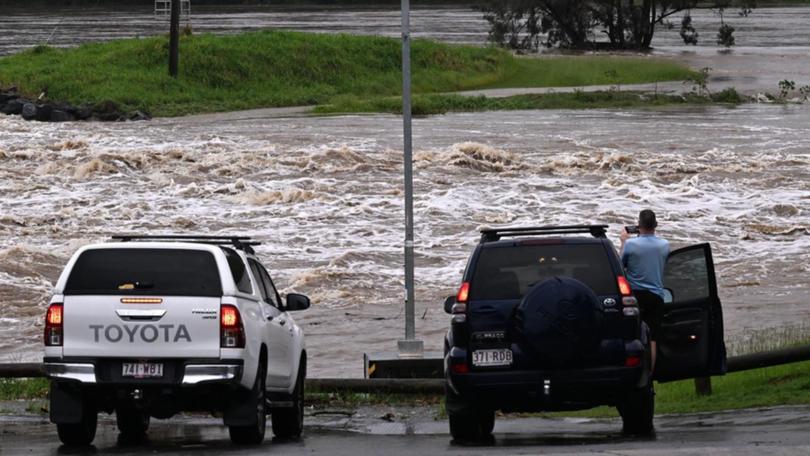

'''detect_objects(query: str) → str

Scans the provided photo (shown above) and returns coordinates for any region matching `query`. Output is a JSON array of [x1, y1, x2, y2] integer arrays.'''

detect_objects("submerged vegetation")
[[316, 89, 746, 115], [0, 30, 695, 117]]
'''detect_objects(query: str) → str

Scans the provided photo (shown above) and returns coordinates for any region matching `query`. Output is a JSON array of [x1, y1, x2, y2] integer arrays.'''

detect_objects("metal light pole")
[[169, 0, 180, 78], [397, 0, 423, 358]]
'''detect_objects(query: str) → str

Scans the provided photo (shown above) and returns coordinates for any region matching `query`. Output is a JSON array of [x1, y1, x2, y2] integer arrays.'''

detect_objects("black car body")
[[443, 225, 726, 439]]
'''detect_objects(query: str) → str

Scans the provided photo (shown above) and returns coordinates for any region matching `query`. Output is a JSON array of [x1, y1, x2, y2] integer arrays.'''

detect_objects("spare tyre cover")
[[511, 277, 602, 367]]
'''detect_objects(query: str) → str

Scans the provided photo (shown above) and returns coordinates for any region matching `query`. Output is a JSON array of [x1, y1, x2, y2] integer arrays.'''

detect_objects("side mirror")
[[285, 293, 311, 312], [662, 288, 674, 305], [444, 295, 456, 314]]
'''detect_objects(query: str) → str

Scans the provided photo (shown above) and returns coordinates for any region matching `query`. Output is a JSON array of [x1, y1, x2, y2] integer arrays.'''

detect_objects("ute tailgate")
[[62, 296, 221, 358]]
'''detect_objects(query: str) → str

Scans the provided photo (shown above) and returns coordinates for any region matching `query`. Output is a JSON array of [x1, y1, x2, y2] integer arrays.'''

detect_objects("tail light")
[[624, 355, 642, 367], [450, 282, 471, 344], [616, 276, 638, 307], [45, 303, 64, 347], [456, 282, 470, 304], [220, 304, 245, 348], [451, 282, 470, 324], [449, 360, 470, 374], [617, 276, 633, 297]]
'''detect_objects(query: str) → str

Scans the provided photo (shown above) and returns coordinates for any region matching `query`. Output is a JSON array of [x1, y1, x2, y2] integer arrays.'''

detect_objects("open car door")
[[654, 243, 727, 382]]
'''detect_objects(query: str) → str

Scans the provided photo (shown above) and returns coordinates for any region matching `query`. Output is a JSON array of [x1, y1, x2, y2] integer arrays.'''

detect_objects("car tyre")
[[229, 361, 267, 445], [56, 401, 97, 446], [116, 406, 150, 438], [446, 385, 494, 441], [448, 408, 495, 441], [619, 382, 655, 435], [271, 359, 306, 439]]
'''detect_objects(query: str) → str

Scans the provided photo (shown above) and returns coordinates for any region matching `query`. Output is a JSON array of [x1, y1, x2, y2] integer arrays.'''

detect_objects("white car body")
[[43, 238, 309, 445]]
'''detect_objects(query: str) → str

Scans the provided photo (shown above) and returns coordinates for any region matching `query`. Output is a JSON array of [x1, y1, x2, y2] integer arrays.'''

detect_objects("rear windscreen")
[[65, 249, 222, 296], [470, 244, 617, 300]]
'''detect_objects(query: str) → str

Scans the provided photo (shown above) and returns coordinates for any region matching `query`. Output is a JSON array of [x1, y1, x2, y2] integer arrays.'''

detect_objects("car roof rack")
[[480, 225, 608, 242], [110, 235, 261, 254]]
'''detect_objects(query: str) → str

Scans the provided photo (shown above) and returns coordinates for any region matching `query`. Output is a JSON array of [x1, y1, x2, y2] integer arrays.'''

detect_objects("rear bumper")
[[44, 363, 97, 383], [445, 344, 649, 412], [182, 364, 241, 384], [448, 365, 646, 412], [43, 358, 243, 385]]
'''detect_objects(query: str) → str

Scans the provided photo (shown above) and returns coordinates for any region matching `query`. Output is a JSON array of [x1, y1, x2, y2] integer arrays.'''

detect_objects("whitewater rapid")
[[1, 105, 808, 376]]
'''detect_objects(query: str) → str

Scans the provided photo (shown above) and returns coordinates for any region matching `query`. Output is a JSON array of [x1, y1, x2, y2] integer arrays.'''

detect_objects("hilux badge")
[[603, 298, 617, 307]]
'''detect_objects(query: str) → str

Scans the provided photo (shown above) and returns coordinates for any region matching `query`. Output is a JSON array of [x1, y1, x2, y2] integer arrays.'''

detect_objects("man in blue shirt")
[[620, 209, 669, 372]]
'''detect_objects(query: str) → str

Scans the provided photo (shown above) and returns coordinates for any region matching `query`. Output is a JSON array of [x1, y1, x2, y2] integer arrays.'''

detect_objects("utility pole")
[[169, 0, 180, 78], [397, 0, 423, 358]]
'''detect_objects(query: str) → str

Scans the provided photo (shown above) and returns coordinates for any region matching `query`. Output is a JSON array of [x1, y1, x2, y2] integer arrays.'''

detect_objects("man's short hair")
[[638, 209, 658, 230]]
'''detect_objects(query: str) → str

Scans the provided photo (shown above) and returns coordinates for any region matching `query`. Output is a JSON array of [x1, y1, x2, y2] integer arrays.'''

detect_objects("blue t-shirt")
[[621, 234, 670, 299]]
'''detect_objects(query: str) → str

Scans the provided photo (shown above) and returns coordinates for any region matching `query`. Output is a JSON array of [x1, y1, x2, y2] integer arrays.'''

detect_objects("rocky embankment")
[[0, 87, 150, 122]]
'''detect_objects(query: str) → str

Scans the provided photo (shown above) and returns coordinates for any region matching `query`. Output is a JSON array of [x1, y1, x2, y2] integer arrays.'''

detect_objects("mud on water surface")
[[0, 104, 808, 376]]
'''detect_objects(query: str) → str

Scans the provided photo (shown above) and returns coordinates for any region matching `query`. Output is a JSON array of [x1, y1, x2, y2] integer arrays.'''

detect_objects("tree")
[[480, 0, 595, 50], [589, 0, 700, 49], [481, 1, 543, 52], [478, 0, 758, 51]]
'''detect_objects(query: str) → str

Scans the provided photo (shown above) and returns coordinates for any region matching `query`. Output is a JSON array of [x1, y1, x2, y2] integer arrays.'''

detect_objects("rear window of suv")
[[470, 243, 617, 300], [64, 249, 222, 297]]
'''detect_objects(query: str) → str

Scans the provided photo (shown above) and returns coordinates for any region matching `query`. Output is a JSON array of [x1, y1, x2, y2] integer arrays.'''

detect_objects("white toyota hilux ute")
[[42, 236, 310, 446]]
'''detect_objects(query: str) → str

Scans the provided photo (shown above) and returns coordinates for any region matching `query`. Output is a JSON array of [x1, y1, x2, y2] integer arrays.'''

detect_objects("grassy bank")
[[548, 360, 810, 419], [0, 31, 695, 117], [315, 88, 746, 115]]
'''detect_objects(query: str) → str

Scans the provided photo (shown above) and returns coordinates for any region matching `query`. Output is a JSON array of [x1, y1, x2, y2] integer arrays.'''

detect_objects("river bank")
[[0, 31, 696, 118]]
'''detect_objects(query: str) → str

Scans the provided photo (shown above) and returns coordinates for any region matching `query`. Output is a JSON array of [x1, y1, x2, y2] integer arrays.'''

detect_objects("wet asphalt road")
[[2, 405, 810, 455]]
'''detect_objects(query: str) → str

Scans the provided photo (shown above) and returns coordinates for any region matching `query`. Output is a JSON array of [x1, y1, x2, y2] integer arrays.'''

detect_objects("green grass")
[[0, 31, 695, 117], [539, 360, 810, 419], [0, 378, 48, 401], [657, 362, 810, 414], [489, 56, 693, 89]]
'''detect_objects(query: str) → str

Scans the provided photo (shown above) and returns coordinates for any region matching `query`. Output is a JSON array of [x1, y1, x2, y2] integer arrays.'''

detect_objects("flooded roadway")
[[0, 5, 809, 376]]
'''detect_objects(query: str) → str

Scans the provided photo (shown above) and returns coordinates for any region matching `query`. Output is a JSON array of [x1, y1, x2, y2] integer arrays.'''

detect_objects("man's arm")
[[620, 228, 631, 258]]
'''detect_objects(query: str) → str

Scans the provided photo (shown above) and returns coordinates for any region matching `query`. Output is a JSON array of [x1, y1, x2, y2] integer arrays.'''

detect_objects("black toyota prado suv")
[[443, 225, 726, 440]]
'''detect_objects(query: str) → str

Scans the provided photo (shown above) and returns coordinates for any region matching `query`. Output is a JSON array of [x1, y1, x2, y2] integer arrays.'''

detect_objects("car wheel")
[[619, 382, 655, 435], [448, 409, 495, 441], [271, 359, 305, 439], [446, 385, 494, 441], [116, 406, 150, 438], [56, 400, 97, 446], [229, 361, 267, 445]]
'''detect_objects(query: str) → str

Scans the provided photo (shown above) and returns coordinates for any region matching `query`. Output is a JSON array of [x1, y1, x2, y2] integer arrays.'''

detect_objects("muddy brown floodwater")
[[1, 4, 809, 376], [1, 103, 808, 376]]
